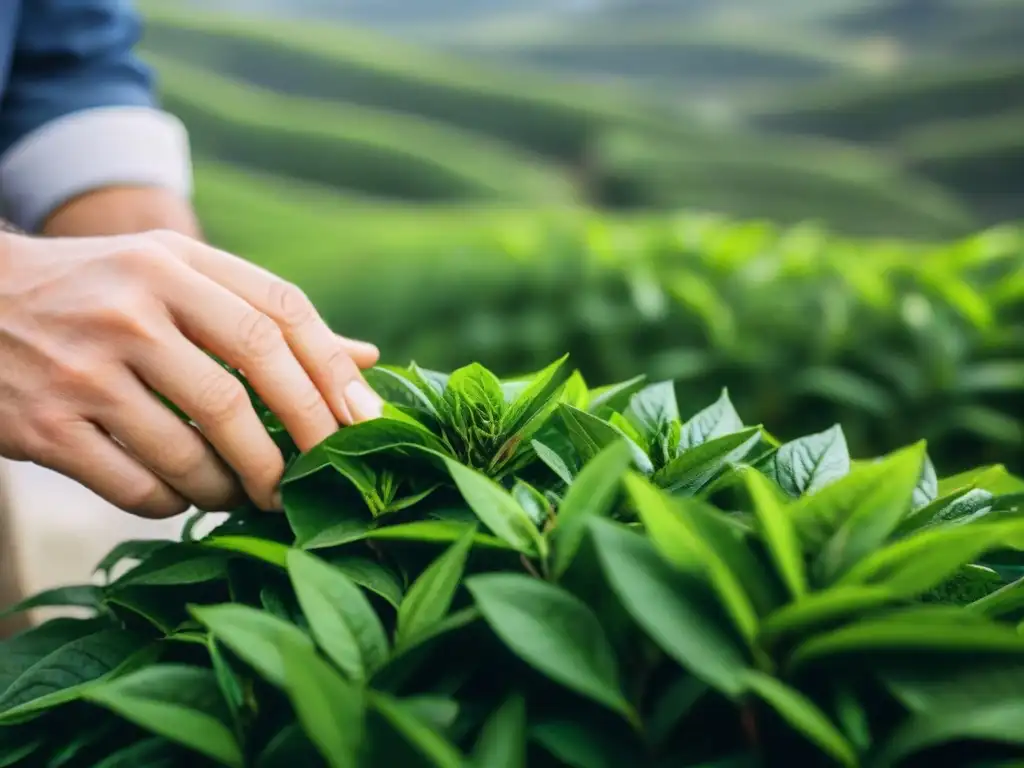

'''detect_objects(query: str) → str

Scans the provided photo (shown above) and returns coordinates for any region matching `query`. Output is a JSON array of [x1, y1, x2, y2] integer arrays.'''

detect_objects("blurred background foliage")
[[139, 0, 1024, 473]]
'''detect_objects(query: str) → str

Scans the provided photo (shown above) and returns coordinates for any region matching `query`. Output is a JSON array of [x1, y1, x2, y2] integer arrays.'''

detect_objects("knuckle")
[[246, 453, 286, 499], [236, 311, 285, 360], [159, 440, 210, 480], [193, 370, 250, 424], [324, 343, 359, 385], [266, 280, 316, 329], [52, 355, 116, 399], [19, 406, 73, 461]]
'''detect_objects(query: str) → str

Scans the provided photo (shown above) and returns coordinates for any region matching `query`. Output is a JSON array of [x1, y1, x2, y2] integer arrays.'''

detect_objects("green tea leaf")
[[588, 375, 646, 414], [329, 556, 404, 609], [91, 738, 180, 768], [0, 624, 149, 721], [588, 519, 748, 696], [970, 576, 1024, 618], [108, 545, 228, 590], [365, 366, 441, 418], [287, 550, 389, 680], [531, 439, 575, 484], [814, 442, 927, 584], [742, 671, 856, 767], [190, 604, 314, 688], [362, 521, 515, 550], [742, 468, 806, 599], [625, 473, 760, 644], [912, 455, 939, 510], [938, 464, 1024, 497], [0, 585, 103, 620], [512, 480, 551, 527], [873, 701, 1024, 768], [558, 404, 653, 475], [835, 520, 1024, 597], [470, 693, 527, 768], [758, 586, 899, 647], [553, 441, 634, 578], [772, 425, 850, 497], [281, 639, 364, 768], [85, 665, 242, 767], [624, 381, 679, 438], [501, 354, 570, 439], [94, 540, 171, 580], [445, 459, 544, 556], [396, 526, 476, 649], [790, 609, 1024, 670], [368, 691, 463, 768], [467, 573, 632, 718], [203, 536, 290, 567], [652, 427, 761, 494], [895, 487, 993, 535], [678, 389, 743, 450]]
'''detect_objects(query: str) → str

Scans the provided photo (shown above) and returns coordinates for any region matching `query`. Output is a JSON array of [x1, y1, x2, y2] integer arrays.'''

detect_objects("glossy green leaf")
[[467, 573, 632, 718], [189, 604, 314, 689], [625, 473, 760, 644], [588, 519, 748, 696], [281, 639, 364, 768], [85, 665, 242, 767], [835, 520, 1024, 596], [588, 374, 646, 414], [552, 441, 634, 578], [938, 464, 1024, 497], [742, 468, 806, 599], [678, 389, 743, 450], [362, 520, 515, 550], [202, 536, 290, 567], [912, 455, 939, 510], [558, 404, 653, 474], [624, 381, 679, 438], [445, 459, 544, 556], [874, 701, 1024, 768], [470, 693, 527, 768], [652, 427, 761, 494], [531, 439, 575, 484], [368, 692, 464, 768], [814, 442, 928, 584], [742, 671, 857, 767], [501, 354, 570, 438], [329, 556, 404, 609], [286, 549, 389, 680], [396, 526, 475, 649], [758, 586, 899, 647], [771, 425, 850, 497], [0, 585, 103, 620], [108, 545, 228, 590]]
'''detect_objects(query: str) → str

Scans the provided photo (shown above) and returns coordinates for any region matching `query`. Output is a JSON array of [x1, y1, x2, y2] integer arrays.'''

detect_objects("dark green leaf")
[[467, 573, 633, 719], [94, 540, 171, 580], [0, 585, 103, 620], [471, 693, 527, 768], [91, 738, 180, 768], [445, 459, 544, 556], [758, 586, 899, 648], [363, 521, 516, 550], [85, 665, 242, 767], [501, 355, 570, 439], [203, 536, 290, 567], [742, 468, 806, 599], [108, 544, 228, 590], [652, 427, 761, 494], [190, 604, 314, 688], [396, 526, 475, 649], [588, 519, 748, 696], [624, 381, 679, 438], [553, 441, 634, 578], [558, 404, 653, 475], [281, 639, 364, 768], [329, 556, 404, 609], [531, 439, 575, 484], [368, 691, 463, 768], [742, 671, 856, 767], [287, 549, 389, 680]]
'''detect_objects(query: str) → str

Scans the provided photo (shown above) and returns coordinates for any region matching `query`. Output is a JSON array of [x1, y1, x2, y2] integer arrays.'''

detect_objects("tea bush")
[[193, 163, 1024, 473], [3, 357, 1024, 766]]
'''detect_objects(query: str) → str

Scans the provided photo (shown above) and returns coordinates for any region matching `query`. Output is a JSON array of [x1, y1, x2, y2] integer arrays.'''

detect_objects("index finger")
[[157, 232, 383, 425]]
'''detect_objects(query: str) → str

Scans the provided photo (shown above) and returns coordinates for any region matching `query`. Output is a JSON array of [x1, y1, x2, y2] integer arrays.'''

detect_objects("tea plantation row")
[[193, 162, 1024, 474], [138, 2, 976, 239]]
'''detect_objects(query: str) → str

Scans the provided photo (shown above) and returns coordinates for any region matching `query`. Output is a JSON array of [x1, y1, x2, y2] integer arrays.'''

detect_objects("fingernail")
[[339, 335, 379, 357], [345, 378, 384, 421]]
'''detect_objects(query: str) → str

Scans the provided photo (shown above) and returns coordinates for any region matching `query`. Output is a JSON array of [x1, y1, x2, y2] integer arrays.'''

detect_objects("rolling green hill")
[[148, 55, 577, 204]]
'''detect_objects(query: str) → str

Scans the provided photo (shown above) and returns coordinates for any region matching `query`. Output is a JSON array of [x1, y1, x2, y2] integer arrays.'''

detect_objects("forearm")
[[40, 186, 202, 239]]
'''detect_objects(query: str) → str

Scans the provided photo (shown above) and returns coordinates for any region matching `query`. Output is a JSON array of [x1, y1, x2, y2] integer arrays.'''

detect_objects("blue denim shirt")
[[0, 0, 190, 231]]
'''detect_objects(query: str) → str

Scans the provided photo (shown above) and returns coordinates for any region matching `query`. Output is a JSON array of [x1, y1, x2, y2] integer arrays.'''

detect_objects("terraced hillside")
[[139, 2, 974, 237]]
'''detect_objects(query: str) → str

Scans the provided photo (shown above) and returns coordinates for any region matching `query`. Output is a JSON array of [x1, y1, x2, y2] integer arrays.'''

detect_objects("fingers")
[[164, 270, 341, 453], [158, 233, 383, 424], [38, 420, 189, 519], [92, 374, 245, 512], [129, 328, 288, 511]]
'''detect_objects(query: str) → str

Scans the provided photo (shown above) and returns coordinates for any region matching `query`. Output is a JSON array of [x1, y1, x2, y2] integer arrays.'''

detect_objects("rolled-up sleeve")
[[0, 0, 192, 232]]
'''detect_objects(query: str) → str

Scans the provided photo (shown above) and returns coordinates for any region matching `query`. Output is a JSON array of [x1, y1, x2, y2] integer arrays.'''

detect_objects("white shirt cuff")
[[0, 106, 193, 233]]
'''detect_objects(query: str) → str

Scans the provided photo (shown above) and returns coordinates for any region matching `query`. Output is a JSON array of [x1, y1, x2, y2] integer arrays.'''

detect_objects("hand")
[[0, 229, 383, 518]]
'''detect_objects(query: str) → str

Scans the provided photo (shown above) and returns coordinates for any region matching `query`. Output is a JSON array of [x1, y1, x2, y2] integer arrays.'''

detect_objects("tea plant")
[[3, 357, 1024, 767]]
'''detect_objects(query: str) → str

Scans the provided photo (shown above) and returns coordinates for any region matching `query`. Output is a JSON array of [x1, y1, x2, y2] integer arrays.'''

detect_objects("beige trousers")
[[0, 462, 29, 639]]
